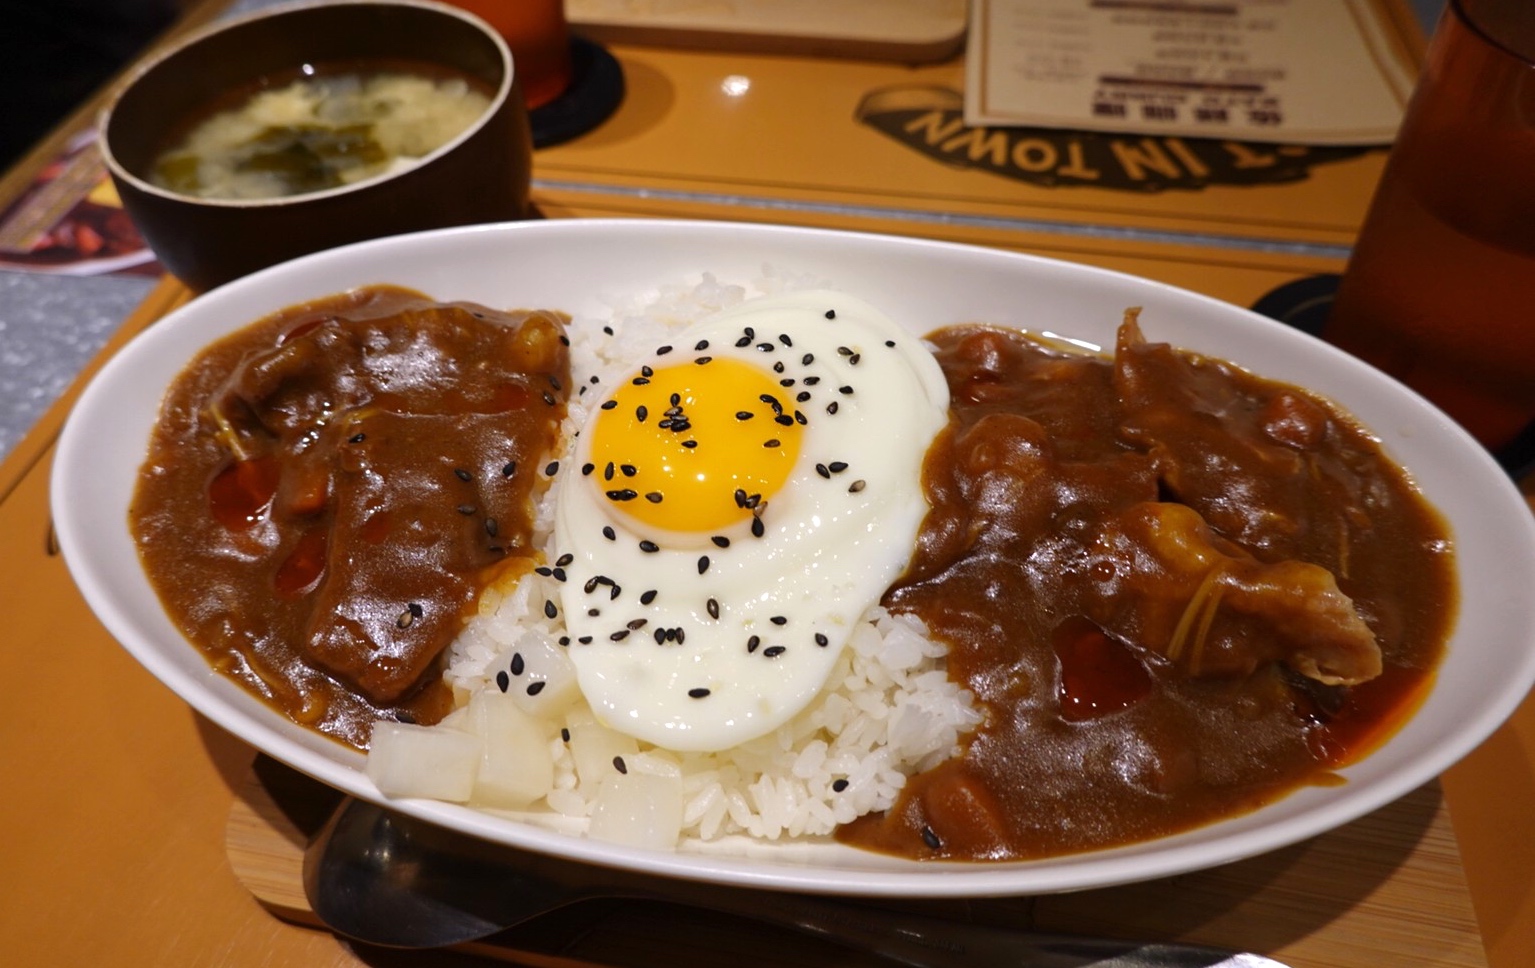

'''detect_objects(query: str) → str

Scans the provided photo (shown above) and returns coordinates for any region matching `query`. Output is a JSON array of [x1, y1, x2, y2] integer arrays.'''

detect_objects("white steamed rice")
[[404, 270, 983, 846]]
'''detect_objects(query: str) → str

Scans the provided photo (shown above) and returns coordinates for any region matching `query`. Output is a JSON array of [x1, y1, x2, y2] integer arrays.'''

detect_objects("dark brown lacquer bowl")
[[100, 0, 532, 293]]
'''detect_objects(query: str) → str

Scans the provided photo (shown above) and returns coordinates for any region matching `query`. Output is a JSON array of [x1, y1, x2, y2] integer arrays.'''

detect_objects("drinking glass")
[[1323, 0, 1535, 463]]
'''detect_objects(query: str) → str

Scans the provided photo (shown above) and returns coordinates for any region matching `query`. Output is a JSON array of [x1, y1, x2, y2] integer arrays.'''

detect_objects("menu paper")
[[966, 0, 1417, 145]]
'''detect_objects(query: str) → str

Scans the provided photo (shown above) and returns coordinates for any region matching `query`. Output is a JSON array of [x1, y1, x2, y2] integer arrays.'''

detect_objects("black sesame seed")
[[545, 461, 560, 476], [639, 540, 660, 553], [552, 567, 566, 582], [511, 653, 525, 676], [603, 325, 615, 335], [832, 778, 849, 792], [544, 600, 558, 619], [803, 376, 821, 385], [816, 463, 831, 479], [632, 376, 650, 386], [349, 432, 367, 443], [921, 826, 942, 849], [794, 411, 807, 425], [770, 615, 787, 625], [496, 670, 510, 693], [688, 687, 711, 699], [670, 392, 681, 405], [774, 414, 794, 426], [502, 461, 517, 478], [711, 535, 730, 548], [588, 608, 601, 616], [824, 309, 836, 319], [556, 553, 573, 567], [613, 756, 628, 774], [606, 489, 638, 501], [828, 461, 848, 472], [645, 491, 664, 503], [582, 462, 595, 476], [600, 400, 618, 410], [779, 333, 793, 347], [779, 378, 795, 388], [885, 339, 896, 347], [763, 645, 787, 658], [815, 633, 830, 647], [454, 467, 472, 482], [627, 618, 648, 630], [657, 344, 673, 355], [675, 628, 686, 644], [838, 346, 853, 357], [694, 356, 713, 365], [527, 681, 546, 696], [654, 627, 668, 643], [641, 589, 657, 605], [773, 361, 785, 373], [747, 635, 761, 653], [578, 635, 593, 644], [636, 405, 649, 422], [641, 365, 654, 377], [620, 465, 637, 477], [802, 353, 814, 365], [610, 629, 630, 641], [603, 525, 617, 540], [707, 597, 720, 619], [697, 555, 710, 574], [797, 391, 811, 402], [839, 385, 854, 395], [542, 391, 556, 406], [849, 354, 861, 365], [760, 393, 783, 414], [757, 342, 775, 352], [735, 335, 752, 347], [561, 727, 572, 741], [736, 411, 754, 421], [764, 439, 781, 448], [751, 517, 765, 538], [849, 479, 867, 493], [695, 339, 710, 351], [827, 401, 840, 415], [682, 440, 698, 449], [558, 636, 570, 646], [485, 518, 499, 537], [610, 584, 622, 600], [408, 602, 423, 618], [604, 461, 616, 480]]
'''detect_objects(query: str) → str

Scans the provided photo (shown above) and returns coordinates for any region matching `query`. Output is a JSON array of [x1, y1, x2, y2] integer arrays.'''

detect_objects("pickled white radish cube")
[[566, 720, 639, 790], [588, 771, 684, 849], [466, 691, 554, 808], [366, 721, 481, 802], [502, 631, 582, 717]]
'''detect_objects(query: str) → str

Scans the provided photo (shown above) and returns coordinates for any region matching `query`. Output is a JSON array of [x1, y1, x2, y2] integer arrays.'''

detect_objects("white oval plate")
[[51, 219, 1535, 896]]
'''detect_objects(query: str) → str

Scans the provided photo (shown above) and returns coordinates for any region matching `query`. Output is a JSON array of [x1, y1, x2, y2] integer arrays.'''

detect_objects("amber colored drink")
[[443, 0, 573, 109], [1324, 0, 1535, 453]]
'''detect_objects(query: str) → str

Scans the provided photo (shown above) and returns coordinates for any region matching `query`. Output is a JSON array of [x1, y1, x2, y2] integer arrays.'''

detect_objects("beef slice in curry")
[[840, 312, 1455, 861], [131, 285, 570, 748]]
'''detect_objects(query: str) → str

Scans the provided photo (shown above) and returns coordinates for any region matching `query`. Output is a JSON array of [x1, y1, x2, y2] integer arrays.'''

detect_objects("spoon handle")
[[647, 886, 1288, 968]]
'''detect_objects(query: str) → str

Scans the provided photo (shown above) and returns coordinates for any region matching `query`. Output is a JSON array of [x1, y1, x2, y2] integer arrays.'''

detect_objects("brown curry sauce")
[[840, 315, 1456, 861], [130, 285, 570, 748]]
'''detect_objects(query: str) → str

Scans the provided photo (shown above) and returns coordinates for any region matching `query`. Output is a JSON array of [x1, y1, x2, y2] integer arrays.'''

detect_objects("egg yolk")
[[588, 357, 805, 532]]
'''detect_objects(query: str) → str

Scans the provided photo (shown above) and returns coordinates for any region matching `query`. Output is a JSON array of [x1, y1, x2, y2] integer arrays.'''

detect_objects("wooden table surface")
[[4, 4, 1534, 967]]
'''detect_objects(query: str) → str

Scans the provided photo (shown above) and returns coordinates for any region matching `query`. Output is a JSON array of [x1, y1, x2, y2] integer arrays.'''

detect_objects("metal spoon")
[[302, 795, 1290, 968]]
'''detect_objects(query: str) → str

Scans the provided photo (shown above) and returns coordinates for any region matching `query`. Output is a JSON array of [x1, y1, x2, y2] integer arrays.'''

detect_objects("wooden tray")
[[566, 0, 968, 63], [228, 759, 1488, 967]]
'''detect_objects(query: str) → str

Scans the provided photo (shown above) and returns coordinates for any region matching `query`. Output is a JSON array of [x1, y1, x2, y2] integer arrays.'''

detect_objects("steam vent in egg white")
[[553, 291, 951, 750]]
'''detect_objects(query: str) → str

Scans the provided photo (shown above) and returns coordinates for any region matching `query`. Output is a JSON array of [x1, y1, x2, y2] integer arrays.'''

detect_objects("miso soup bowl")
[[99, 0, 532, 293]]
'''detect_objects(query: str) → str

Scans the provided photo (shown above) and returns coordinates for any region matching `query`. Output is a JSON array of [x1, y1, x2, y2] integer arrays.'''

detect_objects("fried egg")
[[551, 290, 950, 751]]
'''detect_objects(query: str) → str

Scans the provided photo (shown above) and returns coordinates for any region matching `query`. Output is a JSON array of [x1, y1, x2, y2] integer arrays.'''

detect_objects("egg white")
[[551, 290, 950, 751]]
